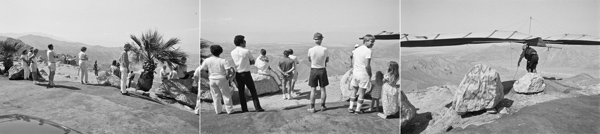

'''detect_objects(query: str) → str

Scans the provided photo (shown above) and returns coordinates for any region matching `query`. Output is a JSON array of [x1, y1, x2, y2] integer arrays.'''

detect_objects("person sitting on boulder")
[[159, 65, 169, 81], [377, 61, 400, 119], [169, 67, 179, 80], [127, 71, 135, 88], [200, 45, 236, 114], [517, 44, 539, 73], [110, 60, 120, 78], [278, 49, 296, 100]]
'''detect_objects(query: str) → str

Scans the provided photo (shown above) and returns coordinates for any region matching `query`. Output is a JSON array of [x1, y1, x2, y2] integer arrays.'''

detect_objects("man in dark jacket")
[[517, 44, 539, 73]]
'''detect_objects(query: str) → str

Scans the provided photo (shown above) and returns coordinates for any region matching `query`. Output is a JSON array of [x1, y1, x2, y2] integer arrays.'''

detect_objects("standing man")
[[78, 47, 89, 84], [517, 44, 539, 73], [93, 60, 99, 76], [231, 35, 264, 112], [307, 32, 329, 112], [47, 44, 59, 87], [119, 44, 131, 95], [348, 34, 376, 114]]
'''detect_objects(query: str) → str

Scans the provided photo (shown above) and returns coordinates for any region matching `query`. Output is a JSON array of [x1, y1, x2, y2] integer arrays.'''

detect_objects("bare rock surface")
[[453, 64, 504, 114], [513, 73, 546, 93]]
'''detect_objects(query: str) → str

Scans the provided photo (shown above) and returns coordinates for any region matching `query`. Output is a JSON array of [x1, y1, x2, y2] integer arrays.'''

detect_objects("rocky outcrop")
[[340, 69, 354, 101], [513, 73, 546, 93], [339, 69, 373, 101], [153, 80, 197, 107], [453, 64, 504, 115], [97, 71, 121, 88], [400, 90, 416, 127], [241, 73, 280, 96], [8, 65, 24, 80]]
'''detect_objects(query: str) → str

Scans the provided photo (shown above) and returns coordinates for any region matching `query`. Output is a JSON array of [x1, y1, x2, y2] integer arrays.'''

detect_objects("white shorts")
[[350, 75, 371, 89], [48, 62, 56, 71]]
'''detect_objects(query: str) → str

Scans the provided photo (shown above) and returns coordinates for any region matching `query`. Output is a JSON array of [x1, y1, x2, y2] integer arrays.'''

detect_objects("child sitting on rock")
[[378, 61, 400, 119], [369, 71, 384, 112]]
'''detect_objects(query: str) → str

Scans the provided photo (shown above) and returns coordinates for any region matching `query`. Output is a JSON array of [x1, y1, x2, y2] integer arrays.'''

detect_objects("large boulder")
[[8, 65, 24, 80], [339, 69, 373, 101], [153, 80, 197, 107], [340, 69, 354, 101], [241, 73, 280, 96], [453, 64, 504, 115], [97, 71, 121, 88], [513, 73, 546, 93], [400, 90, 416, 127]]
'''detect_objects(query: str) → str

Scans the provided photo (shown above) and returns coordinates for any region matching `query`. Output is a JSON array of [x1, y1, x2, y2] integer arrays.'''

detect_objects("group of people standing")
[[19, 44, 60, 87]]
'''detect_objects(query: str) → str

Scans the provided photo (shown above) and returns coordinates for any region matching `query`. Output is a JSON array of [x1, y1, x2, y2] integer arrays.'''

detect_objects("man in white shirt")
[[348, 34, 376, 114], [47, 44, 58, 87], [231, 35, 264, 112], [78, 47, 89, 84], [306, 32, 329, 113]]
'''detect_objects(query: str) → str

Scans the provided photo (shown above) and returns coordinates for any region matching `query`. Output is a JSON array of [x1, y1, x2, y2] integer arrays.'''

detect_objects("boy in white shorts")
[[348, 34, 376, 114]]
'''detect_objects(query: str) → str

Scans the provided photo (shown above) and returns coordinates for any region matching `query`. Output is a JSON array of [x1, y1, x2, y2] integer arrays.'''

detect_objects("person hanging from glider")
[[517, 44, 539, 73]]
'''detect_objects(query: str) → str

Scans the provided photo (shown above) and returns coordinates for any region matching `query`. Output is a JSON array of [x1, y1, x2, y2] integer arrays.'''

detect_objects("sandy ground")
[[0, 70, 199, 133], [200, 77, 400, 133]]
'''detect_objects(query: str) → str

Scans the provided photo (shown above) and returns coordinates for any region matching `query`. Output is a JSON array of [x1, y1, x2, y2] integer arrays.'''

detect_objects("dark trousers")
[[235, 71, 263, 111]]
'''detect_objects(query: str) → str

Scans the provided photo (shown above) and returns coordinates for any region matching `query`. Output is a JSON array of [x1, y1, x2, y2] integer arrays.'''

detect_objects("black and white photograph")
[[401, 0, 599, 133], [0, 0, 199, 133], [200, 0, 400, 133]]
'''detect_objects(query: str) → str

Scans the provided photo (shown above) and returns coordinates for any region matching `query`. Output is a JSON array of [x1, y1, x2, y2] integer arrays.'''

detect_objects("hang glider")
[[359, 31, 400, 40], [401, 30, 600, 47]]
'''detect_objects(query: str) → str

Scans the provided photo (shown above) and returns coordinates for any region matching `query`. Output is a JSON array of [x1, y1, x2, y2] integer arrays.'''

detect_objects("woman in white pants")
[[119, 44, 131, 95], [21, 50, 30, 80], [78, 47, 89, 84]]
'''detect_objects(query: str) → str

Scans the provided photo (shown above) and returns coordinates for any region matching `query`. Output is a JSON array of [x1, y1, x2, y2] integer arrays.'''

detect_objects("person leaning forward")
[[231, 35, 264, 112], [517, 44, 539, 73]]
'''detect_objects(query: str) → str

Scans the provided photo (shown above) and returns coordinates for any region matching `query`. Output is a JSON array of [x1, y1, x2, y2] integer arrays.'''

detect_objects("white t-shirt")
[[47, 50, 56, 63], [231, 47, 254, 73], [255, 55, 270, 75], [352, 45, 372, 78], [200, 56, 232, 80], [78, 51, 88, 64], [288, 55, 299, 73], [307, 45, 328, 69]]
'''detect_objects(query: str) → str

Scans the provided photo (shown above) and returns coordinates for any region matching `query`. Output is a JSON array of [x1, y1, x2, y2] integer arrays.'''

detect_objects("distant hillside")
[[1, 34, 199, 72]]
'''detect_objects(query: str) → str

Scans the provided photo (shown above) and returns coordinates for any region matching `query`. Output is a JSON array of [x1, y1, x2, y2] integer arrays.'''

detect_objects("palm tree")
[[128, 30, 188, 91], [0, 40, 25, 73]]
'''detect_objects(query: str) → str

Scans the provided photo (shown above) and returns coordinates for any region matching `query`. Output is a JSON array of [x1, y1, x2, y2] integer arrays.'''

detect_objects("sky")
[[402, 0, 599, 38], [401, 0, 599, 55], [0, 0, 199, 54], [201, 0, 400, 45]]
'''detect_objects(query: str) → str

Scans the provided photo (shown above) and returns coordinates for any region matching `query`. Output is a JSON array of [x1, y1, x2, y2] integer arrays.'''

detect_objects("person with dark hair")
[[119, 44, 131, 95], [110, 60, 120, 77], [518, 44, 539, 73], [127, 71, 135, 88], [307, 32, 330, 112], [78, 47, 89, 84], [30, 49, 40, 84], [21, 50, 31, 80], [255, 49, 271, 75], [278, 50, 296, 100], [288, 49, 300, 96], [348, 34, 376, 114], [199, 45, 236, 114], [177, 57, 188, 79], [93, 60, 99, 76], [231, 35, 264, 112], [47, 44, 58, 87]]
